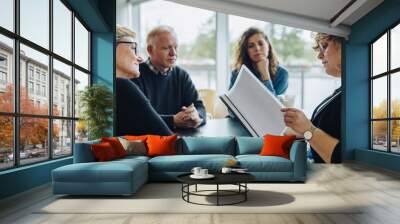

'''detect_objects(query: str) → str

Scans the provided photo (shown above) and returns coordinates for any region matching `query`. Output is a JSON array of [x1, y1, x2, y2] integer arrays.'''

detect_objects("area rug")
[[38, 183, 362, 214]]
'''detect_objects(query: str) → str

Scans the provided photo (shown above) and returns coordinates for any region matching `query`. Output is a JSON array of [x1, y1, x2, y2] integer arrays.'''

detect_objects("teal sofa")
[[52, 136, 306, 196]]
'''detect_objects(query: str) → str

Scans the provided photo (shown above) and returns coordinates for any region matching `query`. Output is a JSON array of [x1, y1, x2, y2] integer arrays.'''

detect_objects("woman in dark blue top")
[[281, 33, 342, 163], [115, 26, 172, 136], [230, 27, 289, 96]]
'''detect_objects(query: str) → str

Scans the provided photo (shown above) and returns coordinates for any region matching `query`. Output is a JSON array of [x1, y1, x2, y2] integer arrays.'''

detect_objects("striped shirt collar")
[[146, 58, 173, 76]]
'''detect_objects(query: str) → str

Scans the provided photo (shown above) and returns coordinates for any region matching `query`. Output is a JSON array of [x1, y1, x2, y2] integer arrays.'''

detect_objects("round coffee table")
[[177, 173, 255, 206]]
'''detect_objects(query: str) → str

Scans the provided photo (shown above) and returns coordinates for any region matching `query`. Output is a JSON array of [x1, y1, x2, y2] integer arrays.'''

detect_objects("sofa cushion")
[[101, 137, 127, 158], [147, 135, 178, 157], [260, 134, 296, 159], [118, 137, 147, 156], [178, 137, 236, 155], [124, 135, 148, 141], [74, 140, 101, 163], [52, 157, 149, 195], [115, 155, 150, 164], [91, 142, 118, 161], [52, 159, 146, 183], [148, 154, 235, 172], [236, 155, 293, 172], [236, 137, 263, 155]]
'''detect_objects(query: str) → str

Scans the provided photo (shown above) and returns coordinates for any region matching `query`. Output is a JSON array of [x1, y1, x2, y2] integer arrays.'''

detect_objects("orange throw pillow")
[[101, 137, 127, 158], [124, 135, 149, 141], [91, 142, 117, 161], [146, 135, 178, 157], [259, 134, 296, 159]]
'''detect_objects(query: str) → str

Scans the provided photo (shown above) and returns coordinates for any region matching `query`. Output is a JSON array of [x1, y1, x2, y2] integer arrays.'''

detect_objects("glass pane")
[[75, 18, 89, 70], [0, 0, 14, 31], [303, 70, 341, 117], [20, 0, 49, 49], [53, 59, 72, 117], [391, 24, 400, 70], [0, 116, 14, 170], [20, 117, 49, 165], [53, 0, 72, 60], [391, 72, 400, 118], [372, 33, 387, 76], [0, 35, 14, 113], [140, 0, 216, 89], [20, 44, 49, 115], [74, 69, 89, 118], [372, 121, 388, 151], [229, 15, 267, 65], [391, 120, 400, 153], [372, 77, 387, 119], [75, 120, 88, 143], [53, 119, 72, 158]]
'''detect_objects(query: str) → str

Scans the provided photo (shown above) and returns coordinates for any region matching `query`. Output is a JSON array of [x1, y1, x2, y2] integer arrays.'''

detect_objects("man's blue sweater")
[[132, 63, 206, 129]]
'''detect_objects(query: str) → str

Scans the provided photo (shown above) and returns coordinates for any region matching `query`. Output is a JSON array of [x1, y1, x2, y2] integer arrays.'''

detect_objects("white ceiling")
[[225, 0, 352, 23], [166, 0, 384, 38]]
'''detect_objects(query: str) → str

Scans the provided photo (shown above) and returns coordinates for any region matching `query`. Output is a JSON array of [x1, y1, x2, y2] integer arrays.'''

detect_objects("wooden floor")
[[1, 162, 400, 224]]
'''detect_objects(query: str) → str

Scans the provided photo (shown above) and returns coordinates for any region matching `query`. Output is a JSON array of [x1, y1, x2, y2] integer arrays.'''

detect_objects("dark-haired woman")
[[230, 27, 288, 96]]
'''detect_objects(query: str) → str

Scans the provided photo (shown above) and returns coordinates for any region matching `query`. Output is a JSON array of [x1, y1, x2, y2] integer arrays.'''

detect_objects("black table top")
[[175, 118, 251, 137], [177, 172, 255, 185]]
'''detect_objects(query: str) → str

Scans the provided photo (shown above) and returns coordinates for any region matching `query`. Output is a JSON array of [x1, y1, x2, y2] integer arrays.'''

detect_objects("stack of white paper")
[[220, 65, 286, 137]]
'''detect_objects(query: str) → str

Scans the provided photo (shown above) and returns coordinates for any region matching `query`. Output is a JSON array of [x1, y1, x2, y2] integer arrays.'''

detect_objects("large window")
[[117, 0, 341, 125], [0, 0, 91, 171], [129, 1, 340, 117], [371, 23, 400, 153], [140, 0, 217, 89]]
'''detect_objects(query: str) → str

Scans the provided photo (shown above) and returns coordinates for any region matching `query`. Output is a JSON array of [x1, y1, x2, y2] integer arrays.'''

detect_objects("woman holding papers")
[[115, 25, 173, 136], [281, 33, 342, 163], [229, 27, 289, 96]]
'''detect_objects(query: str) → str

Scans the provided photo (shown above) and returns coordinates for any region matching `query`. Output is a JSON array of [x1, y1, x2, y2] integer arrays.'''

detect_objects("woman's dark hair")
[[233, 27, 279, 76]]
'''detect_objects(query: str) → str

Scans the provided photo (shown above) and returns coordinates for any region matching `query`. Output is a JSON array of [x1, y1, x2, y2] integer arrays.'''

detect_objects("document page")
[[224, 65, 286, 136]]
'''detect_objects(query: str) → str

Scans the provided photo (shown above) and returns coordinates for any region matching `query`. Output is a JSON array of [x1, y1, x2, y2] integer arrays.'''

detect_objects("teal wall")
[[91, 0, 115, 135], [0, 0, 116, 200], [0, 158, 72, 199], [345, 0, 400, 171]]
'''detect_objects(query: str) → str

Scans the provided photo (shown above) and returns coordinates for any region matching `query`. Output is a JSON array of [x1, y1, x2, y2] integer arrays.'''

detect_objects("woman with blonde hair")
[[230, 27, 289, 96], [281, 33, 343, 163], [115, 25, 173, 136]]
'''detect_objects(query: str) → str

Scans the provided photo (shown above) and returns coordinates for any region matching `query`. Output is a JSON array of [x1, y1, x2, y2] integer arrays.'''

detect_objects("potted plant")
[[79, 84, 113, 140]]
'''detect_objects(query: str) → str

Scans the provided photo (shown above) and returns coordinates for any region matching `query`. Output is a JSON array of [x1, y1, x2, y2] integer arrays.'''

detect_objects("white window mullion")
[[216, 12, 228, 94]]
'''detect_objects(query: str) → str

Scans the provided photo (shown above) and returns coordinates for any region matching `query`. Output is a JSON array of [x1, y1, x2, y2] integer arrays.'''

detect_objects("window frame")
[[370, 19, 400, 154], [0, 0, 92, 171]]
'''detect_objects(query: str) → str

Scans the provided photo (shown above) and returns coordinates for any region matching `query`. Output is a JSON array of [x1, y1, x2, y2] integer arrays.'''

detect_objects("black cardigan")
[[310, 88, 342, 163], [115, 78, 173, 136]]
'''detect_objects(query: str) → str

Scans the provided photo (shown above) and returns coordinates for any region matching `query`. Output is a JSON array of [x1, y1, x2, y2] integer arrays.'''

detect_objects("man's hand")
[[256, 57, 271, 81], [173, 104, 203, 128]]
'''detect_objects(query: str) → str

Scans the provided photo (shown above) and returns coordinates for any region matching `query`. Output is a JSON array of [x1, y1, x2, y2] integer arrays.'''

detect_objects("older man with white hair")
[[132, 25, 206, 130]]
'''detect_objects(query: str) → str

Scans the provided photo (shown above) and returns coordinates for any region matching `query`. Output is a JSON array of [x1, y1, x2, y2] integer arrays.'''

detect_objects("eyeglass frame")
[[117, 41, 138, 55]]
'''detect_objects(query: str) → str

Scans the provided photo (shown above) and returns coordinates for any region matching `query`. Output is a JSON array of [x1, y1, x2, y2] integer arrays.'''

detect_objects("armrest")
[[73, 140, 100, 163], [289, 140, 307, 181]]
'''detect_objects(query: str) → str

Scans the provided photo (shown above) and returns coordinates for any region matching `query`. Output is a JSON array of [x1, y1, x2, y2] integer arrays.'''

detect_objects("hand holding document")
[[220, 65, 286, 137]]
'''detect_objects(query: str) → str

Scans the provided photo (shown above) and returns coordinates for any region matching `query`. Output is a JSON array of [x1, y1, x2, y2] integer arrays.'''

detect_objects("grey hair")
[[116, 25, 136, 42], [146, 25, 177, 46]]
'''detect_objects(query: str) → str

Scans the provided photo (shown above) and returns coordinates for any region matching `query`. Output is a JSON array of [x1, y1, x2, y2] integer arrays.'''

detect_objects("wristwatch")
[[303, 125, 317, 141]]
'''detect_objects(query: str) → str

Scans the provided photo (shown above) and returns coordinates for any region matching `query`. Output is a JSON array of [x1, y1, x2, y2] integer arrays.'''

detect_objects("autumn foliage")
[[0, 84, 59, 150], [372, 99, 400, 141]]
